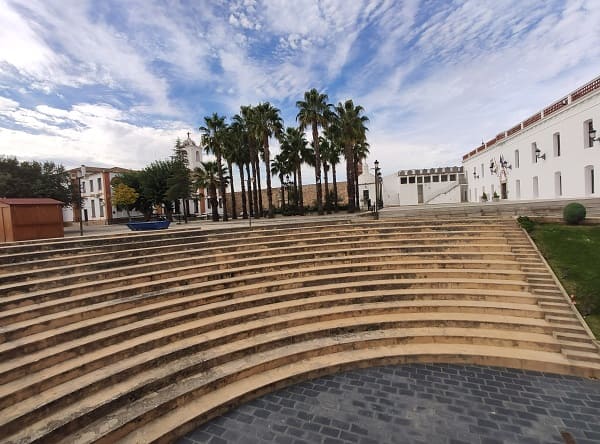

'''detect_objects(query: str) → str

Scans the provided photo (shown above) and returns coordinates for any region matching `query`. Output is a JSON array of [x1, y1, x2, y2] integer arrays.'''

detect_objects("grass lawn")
[[529, 223, 600, 339]]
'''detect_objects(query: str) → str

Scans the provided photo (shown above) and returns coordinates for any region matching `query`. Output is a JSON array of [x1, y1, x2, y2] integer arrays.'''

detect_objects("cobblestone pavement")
[[180, 364, 600, 444]]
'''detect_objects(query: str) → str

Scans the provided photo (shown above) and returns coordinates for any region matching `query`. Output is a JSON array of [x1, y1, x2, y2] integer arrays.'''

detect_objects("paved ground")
[[180, 364, 600, 444]]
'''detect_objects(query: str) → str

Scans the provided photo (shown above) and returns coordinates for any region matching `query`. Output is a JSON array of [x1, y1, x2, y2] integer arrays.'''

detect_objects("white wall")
[[464, 81, 600, 202]]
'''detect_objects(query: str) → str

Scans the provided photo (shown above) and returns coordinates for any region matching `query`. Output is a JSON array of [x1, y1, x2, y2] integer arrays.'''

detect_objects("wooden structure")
[[0, 198, 64, 242]]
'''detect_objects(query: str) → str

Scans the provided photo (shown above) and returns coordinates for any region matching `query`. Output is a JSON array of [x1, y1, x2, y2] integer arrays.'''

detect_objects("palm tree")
[[323, 126, 343, 211], [228, 120, 249, 219], [296, 88, 332, 215], [223, 124, 245, 219], [280, 127, 310, 213], [333, 100, 369, 213], [353, 140, 370, 209], [270, 153, 290, 209], [248, 102, 283, 218], [193, 161, 228, 222], [200, 113, 229, 221], [239, 106, 262, 218]]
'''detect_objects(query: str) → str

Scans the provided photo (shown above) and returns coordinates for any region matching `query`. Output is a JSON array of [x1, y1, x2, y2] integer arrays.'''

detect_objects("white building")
[[358, 163, 467, 207], [463, 76, 600, 202], [63, 166, 142, 224]]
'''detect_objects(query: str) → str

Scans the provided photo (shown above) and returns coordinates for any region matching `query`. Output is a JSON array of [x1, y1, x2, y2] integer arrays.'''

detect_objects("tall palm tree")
[[248, 102, 283, 218], [270, 153, 291, 209], [239, 106, 262, 218], [193, 161, 228, 222], [353, 140, 370, 209], [333, 100, 369, 213], [296, 88, 332, 215], [228, 120, 249, 219], [280, 127, 310, 214], [222, 124, 243, 219], [323, 126, 343, 211], [200, 113, 229, 221]]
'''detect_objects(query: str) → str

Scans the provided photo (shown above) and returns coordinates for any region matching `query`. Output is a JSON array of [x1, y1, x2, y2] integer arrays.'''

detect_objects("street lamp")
[[374, 159, 380, 220], [77, 165, 86, 236], [590, 128, 599, 144]]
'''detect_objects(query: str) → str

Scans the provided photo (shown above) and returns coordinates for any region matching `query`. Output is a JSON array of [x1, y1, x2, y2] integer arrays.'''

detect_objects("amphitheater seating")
[[0, 216, 598, 443]]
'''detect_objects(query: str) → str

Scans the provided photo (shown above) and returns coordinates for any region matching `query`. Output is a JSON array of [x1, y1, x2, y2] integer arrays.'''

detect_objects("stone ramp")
[[0, 216, 598, 443]]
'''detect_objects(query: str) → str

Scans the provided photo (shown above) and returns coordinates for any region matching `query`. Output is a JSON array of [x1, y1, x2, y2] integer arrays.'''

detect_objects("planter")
[[126, 220, 170, 231]]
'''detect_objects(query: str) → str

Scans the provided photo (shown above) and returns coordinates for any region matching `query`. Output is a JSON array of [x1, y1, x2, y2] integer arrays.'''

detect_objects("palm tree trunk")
[[354, 155, 360, 209], [228, 160, 237, 219], [293, 171, 298, 209], [263, 141, 274, 218], [345, 143, 355, 212], [332, 162, 338, 212], [216, 151, 228, 221], [210, 183, 219, 221], [279, 173, 285, 208], [312, 122, 323, 215], [255, 157, 263, 217], [239, 163, 248, 219], [246, 162, 253, 217], [323, 161, 330, 213], [297, 165, 304, 215], [249, 151, 259, 217]]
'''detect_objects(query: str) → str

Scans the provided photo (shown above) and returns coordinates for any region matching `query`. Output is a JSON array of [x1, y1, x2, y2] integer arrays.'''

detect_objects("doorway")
[[417, 184, 424, 204], [501, 182, 507, 199]]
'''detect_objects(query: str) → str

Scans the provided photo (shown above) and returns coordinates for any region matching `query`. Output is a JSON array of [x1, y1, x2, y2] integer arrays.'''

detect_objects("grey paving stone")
[[184, 364, 600, 443]]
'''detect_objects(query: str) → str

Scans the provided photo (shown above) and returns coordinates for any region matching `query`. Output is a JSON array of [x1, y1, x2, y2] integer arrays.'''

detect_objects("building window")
[[89, 180, 94, 192], [417, 176, 423, 183], [515, 180, 521, 199], [424, 176, 431, 183], [400, 177, 407, 184], [91, 199, 96, 218], [514, 149, 520, 168], [474, 188, 477, 201], [196, 150, 200, 162], [553, 132, 561, 157], [99, 198, 104, 217], [81, 181, 86, 193], [441, 175, 448, 182], [449, 174, 456, 181], [491, 184, 495, 196], [533, 176, 539, 198], [409, 176, 416, 184], [531, 142, 538, 163], [554, 172, 562, 197], [584, 120, 594, 148], [432, 175, 439, 182], [480, 164, 484, 178], [585, 165, 595, 195], [97, 177, 102, 190]]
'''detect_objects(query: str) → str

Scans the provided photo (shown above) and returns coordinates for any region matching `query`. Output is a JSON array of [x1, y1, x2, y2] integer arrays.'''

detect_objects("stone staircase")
[[0, 216, 598, 444]]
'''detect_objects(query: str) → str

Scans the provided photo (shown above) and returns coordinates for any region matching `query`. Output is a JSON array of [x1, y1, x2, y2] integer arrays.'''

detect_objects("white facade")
[[463, 76, 600, 202], [63, 167, 142, 224], [358, 163, 467, 207]]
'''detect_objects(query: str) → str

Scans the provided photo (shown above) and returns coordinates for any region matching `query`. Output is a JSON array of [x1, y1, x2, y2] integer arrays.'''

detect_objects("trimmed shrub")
[[517, 216, 534, 233], [563, 202, 586, 225]]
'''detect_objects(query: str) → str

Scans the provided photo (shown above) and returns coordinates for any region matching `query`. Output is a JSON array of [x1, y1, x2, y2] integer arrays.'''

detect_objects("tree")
[[296, 88, 332, 215], [322, 126, 343, 211], [271, 153, 292, 209], [167, 138, 192, 223], [279, 127, 311, 213], [200, 113, 229, 221], [193, 161, 228, 222], [139, 160, 175, 220], [249, 102, 284, 218], [333, 99, 369, 213], [111, 183, 139, 221], [0, 156, 73, 205], [112, 172, 153, 220]]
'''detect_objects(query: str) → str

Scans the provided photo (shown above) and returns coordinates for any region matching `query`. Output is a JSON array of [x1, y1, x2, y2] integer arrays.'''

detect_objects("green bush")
[[563, 202, 586, 225], [517, 216, 535, 233]]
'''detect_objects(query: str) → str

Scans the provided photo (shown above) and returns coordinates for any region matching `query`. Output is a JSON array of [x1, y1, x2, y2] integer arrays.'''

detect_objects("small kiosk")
[[0, 198, 64, 242]]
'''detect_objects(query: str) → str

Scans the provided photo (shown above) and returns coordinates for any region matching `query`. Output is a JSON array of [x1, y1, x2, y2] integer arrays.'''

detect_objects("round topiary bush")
[[563, 202, 586, 225]]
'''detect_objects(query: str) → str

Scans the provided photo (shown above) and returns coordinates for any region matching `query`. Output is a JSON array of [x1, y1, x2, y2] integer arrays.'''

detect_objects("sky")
[[0, 0, 599, 183]]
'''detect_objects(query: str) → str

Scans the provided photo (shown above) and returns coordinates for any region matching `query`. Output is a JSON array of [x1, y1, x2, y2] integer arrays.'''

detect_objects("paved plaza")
[[181, 364, 600, 444]]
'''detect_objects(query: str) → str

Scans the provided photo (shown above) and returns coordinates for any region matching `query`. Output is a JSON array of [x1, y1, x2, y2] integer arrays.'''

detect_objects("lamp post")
[[590, 128, 599, 145], [374, 159, 380, 220], [77, 165, 86, 236]]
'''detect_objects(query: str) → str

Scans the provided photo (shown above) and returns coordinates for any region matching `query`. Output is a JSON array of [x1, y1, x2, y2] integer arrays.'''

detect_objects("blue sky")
[[0, 0, 599, 183]]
